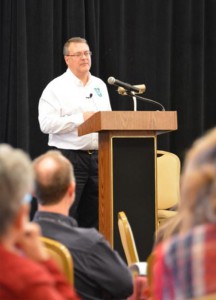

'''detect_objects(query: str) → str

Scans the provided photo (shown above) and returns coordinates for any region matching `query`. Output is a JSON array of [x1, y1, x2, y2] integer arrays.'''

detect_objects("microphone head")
[[107, 77, 115, 85]]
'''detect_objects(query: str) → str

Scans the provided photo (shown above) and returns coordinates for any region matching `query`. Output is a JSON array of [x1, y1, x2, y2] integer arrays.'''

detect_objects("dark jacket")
[[33, 211, 133, 300]]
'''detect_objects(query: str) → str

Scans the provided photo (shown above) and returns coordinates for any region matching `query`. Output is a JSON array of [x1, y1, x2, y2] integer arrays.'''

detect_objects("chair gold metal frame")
[[40, 236, 74, 285], [118, 211, 139, 266]]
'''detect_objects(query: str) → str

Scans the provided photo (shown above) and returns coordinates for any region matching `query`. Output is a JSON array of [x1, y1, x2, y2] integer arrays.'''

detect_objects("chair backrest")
[[118, 211, 139, 265], [157, 150, 181, 210], [40, 236, 74, 285]]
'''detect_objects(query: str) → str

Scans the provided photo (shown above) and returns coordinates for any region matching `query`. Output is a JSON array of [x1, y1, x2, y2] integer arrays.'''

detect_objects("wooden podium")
[[78, 111, 177, 261]]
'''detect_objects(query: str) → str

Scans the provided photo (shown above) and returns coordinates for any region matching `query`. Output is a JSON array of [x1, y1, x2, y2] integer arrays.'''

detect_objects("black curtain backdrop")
[[1, 0, 216, 163]]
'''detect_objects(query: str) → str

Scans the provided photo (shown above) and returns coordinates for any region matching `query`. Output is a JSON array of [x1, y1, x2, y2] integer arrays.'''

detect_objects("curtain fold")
[[0, 0, 215, 161]]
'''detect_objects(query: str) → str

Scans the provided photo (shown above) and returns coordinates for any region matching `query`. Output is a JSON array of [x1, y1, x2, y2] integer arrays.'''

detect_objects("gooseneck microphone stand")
[[123, 91, 165, 111]]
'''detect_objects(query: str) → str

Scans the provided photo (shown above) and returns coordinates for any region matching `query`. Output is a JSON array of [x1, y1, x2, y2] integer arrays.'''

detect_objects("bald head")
[[33, 151, 75, 205]]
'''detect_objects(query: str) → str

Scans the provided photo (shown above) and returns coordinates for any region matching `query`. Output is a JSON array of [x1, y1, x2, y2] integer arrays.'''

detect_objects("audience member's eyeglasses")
[[66, 51, 92, 58], [22, 193, 33, 204]]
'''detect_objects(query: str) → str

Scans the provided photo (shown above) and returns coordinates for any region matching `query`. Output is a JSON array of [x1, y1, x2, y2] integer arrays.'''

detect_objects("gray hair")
[[63, 37, 88, 56], [0, 144, 34, 236]]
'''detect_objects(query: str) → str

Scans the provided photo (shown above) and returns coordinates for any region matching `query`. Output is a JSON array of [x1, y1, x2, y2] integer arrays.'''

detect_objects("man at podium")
[[38, 37, 111, 229]]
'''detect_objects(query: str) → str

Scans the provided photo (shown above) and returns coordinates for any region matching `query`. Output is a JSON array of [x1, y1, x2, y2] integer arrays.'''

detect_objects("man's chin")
[[80, 63, 90, 69]]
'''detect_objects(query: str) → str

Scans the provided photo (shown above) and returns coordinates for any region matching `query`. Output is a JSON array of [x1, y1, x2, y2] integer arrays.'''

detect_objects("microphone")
[[118, 85, 146, 95], [107, 77, 146, 94], [108, 76, 165, 111], [86, 93, 93, 99]]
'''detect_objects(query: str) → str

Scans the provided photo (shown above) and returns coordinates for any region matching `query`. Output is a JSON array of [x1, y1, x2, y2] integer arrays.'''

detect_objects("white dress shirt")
[[39, 68, 111, 150]]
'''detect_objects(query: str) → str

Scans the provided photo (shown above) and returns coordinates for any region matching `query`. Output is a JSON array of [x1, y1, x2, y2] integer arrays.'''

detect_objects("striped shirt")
[[153, 223, 216, 300]]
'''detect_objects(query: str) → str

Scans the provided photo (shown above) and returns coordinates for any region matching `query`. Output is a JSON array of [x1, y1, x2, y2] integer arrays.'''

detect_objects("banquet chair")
[[118, 211, 139, 266], [40, 236, 74, 285], [118, 211, 151, 299], [157, 150, 181, 226]]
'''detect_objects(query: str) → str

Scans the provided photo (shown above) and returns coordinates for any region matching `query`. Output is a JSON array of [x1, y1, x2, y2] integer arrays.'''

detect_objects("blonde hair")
[[154, 213, 182, 246], [179, 127, 216, 231]]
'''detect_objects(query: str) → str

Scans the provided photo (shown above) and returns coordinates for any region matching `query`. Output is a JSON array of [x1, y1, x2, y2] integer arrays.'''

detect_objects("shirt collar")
[[66, 68, 92, 86], [34, 211, 78, 227]]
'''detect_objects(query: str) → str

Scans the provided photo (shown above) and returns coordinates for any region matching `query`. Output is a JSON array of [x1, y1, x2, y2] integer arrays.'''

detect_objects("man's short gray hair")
[[63, 37, 88, 56], [0, 144, 34, 236]]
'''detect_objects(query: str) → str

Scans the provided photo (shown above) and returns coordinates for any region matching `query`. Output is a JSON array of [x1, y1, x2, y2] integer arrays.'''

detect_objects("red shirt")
[[0, 244, 80, 300]]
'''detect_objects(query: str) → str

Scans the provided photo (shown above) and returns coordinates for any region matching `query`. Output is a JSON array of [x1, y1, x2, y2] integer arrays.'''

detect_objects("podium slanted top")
[[78, 111, 177, 136]]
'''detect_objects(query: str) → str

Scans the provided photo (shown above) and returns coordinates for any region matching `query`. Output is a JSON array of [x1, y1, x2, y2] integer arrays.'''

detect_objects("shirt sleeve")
[[85, 236, 133, 299], [38, 89, 84, 135]]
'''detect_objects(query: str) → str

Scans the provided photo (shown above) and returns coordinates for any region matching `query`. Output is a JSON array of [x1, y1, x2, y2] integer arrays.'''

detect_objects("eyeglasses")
[[22, 193, 33, 204], [66, 51, 92, 58]]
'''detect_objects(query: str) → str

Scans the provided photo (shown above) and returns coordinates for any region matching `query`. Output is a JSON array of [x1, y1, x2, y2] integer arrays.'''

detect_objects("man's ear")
[[13, 205, 30, 231], [64, 56, 69, 66], [68, 181, 76, 198]]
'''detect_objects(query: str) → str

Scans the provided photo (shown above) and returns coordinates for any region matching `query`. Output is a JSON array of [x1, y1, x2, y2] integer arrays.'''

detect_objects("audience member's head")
[[178, 127, 216, 232], [0, 144, 34, 238], [33, 150, 75, 211]]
